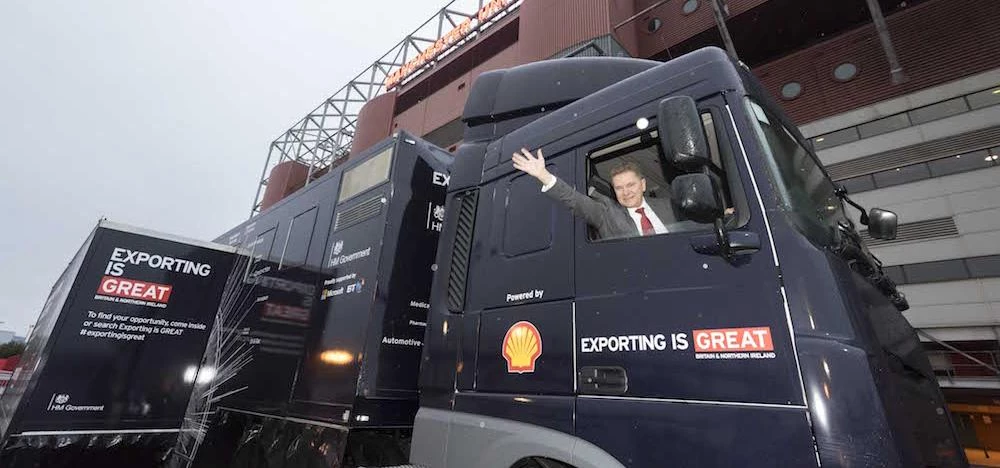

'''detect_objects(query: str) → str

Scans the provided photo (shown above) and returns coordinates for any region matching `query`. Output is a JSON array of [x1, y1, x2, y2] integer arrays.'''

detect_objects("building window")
[[902, 259, 970, 284], [966, 87, 1000, 110], [682, 0, 699, 15], [908, 97, 970, 125], [857, 113, 910, 139], [812, 127, 860, 150], [833, 62, 858, 82], [837, 174, 876, 194], [646, 17, 662, 33], [780, 82, 802, 100], [871, 163, 931, 188], [927, 150, 994, 177]]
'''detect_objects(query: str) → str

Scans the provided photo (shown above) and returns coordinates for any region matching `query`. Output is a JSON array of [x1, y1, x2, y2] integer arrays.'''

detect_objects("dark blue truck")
[[188, 47, 964, 468], [410, 47, 965, 467]]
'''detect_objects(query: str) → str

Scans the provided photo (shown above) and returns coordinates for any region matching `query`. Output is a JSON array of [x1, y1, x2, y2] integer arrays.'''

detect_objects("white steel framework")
[[250, 0, 521, 216]]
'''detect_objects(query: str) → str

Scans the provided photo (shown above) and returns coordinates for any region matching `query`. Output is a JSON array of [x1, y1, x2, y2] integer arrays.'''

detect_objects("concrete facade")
[[805, 71, 1000, 394]]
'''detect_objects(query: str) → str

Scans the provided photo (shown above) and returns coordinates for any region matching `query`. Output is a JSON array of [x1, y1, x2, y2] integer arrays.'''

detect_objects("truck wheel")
[[512, 457, 572, 468], [344, 431, 407, 467]]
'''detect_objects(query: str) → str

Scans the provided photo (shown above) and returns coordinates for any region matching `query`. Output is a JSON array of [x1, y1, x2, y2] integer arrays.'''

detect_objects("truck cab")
[[414, 47, 964, 467]]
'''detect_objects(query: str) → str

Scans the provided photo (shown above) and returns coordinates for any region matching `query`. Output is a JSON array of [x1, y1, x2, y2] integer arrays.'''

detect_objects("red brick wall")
[[753, 0, 1000, 125], [518, 0, 615, 62]]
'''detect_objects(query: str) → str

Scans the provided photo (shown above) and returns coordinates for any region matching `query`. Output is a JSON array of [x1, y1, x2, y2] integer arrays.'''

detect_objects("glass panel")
[[281, 207, 318, 269], [339, 147, 393, 201], [833, 63, 858, 81], [812, 126, 860, 151], [702, 113, 722, 168], [966, 255, 1000, 278], [247, 228, 277, 280], [908, 97, 969, 125], [858, 113, 910, 139], [883, 265, 906, 285], [927, 150, 993, 177], [902, 259, 969, 283], [781, 82, 802, 100], [504, 173, 554, 255], [251, 229, 277, 263], [965, 87, 1000, 110], [746, 99, 848, 247], [646, 17, 662, 33], [682, 0, 699, 15], [872, 163, 931, 188], [837, 175, 877, 194]]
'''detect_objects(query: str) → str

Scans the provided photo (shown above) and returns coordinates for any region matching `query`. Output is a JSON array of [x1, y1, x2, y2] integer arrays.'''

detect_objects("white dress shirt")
[[540, 175, 558, 192], [628, 198, 668, 235]]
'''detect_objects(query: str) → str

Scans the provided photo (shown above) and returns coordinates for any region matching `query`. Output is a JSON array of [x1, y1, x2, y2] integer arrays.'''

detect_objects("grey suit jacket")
[[544, 177, 678, 239]]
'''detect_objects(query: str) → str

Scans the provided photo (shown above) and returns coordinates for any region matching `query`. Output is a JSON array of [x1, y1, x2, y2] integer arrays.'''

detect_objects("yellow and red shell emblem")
[[502, 321, 542, 373]]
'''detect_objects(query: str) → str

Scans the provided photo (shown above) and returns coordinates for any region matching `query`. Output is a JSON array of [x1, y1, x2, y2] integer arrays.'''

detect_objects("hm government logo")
[[502, 321, 542, 374], [333, 240, 344, 256], [47, 393, 105, 412]]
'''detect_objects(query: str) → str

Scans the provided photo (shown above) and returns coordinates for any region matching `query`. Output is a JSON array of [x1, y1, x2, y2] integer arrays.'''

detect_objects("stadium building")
[[251, 0, 1000, 454]]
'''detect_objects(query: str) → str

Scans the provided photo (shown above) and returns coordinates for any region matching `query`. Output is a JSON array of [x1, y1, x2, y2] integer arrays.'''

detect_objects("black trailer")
[[0, 220, 237, 468], [188, 131, 452, 467], [411, 47, 966, 467]]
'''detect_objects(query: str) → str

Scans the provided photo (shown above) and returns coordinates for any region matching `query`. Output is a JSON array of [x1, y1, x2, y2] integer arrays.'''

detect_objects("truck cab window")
[[745, 98, 848, 246], [585, 114, 739, 242]]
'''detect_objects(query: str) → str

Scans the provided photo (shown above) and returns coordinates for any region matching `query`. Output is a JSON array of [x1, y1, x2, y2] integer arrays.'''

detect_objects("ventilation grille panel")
[[447, 190, 479, 313], [861, 217, 959, 247], [335, 195, 383, 231]]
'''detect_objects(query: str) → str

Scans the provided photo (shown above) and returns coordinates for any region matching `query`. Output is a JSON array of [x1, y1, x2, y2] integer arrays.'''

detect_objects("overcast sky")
[[0, 0, 447, 336]]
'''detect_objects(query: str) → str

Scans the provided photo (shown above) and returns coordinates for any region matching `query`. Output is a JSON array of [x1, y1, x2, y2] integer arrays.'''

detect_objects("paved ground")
[[967, 448, 1000, 467]]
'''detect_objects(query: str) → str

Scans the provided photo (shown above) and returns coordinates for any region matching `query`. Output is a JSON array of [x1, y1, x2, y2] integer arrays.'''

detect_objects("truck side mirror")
[[671, 173, 722, 223], [657, 96, 711, 172], [867, 208, 898, 240]]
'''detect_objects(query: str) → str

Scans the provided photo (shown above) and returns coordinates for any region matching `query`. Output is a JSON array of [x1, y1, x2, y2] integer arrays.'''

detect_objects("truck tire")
[[512, 457, 573, 468], [344, 431, 407, 467]]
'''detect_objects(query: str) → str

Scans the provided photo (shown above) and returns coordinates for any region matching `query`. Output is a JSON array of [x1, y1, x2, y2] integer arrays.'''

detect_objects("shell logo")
[[502, 321, 542, 374]]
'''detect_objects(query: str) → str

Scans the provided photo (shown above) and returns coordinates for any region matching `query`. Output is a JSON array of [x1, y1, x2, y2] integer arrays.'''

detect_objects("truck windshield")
[[744, 98, 849, 247]]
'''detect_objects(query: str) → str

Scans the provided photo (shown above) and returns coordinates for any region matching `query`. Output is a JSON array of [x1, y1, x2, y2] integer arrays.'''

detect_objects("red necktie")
[[635, 207, 655, 236]]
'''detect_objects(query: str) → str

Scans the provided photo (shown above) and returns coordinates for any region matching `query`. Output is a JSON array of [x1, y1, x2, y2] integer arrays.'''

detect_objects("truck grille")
[[447, 190, 479, 312]]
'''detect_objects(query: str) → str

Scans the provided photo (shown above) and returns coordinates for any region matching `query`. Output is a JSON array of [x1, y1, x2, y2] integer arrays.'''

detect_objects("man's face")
[[611, 170, 646, 209]]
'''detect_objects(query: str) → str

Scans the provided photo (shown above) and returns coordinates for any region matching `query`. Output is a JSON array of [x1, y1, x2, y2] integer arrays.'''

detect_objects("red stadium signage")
[[384, 0, 512, 90]]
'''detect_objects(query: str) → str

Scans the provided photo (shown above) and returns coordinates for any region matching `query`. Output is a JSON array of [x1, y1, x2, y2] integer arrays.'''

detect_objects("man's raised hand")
[[512, 148, 555, 186]]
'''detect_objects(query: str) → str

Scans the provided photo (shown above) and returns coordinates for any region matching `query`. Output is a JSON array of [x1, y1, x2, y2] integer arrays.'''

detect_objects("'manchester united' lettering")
[[98, 276, 173, 304], [384, 0, 512, 89]]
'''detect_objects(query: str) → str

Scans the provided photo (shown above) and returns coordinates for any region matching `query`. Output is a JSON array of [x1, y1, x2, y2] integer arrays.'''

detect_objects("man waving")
[[512, 148, 678, 240]]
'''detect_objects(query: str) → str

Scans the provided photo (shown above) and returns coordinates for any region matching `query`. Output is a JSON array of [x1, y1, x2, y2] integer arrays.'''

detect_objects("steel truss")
[[250, 0, 521, 216]]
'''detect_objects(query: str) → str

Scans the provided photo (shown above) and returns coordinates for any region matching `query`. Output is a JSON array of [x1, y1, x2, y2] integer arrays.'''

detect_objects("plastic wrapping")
[[190, 411, 346, 468], [1, 432, 176, 468]]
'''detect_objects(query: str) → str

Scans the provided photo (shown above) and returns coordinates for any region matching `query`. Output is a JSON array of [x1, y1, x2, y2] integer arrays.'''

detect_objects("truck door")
[[459, 148, 577, 433], [572, 99, 816, 465]]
